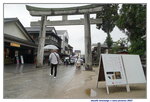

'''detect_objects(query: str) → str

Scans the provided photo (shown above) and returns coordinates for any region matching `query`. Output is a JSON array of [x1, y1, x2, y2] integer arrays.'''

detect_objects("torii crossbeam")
[[31, 18, 102, 26]]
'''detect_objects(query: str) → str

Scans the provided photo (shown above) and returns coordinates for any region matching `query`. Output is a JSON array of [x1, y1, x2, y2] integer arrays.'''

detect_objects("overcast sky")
[[4, 4, 127, 54]]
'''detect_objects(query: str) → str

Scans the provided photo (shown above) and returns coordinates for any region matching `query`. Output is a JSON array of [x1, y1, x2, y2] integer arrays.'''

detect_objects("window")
[[65, 37, 68, 43]]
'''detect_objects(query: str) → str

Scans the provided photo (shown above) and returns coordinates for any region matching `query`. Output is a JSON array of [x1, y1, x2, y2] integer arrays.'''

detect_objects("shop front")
[[4, 18, 37, 65], [4, 34, 37, 65]]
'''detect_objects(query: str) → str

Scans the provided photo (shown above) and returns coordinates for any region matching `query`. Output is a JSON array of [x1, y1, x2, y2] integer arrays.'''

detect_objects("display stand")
[[97, 54, 146, 94]]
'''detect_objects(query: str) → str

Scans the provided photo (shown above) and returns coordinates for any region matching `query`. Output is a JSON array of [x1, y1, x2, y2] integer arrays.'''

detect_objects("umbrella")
[[44, 45, 58, 50]]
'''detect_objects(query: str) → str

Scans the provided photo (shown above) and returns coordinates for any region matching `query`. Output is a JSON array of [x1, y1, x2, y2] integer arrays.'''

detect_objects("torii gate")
[[26, 4, 102, 70]]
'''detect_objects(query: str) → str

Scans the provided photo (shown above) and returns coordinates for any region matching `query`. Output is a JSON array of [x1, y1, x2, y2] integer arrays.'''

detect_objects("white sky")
[[4, 4, 127, 54]]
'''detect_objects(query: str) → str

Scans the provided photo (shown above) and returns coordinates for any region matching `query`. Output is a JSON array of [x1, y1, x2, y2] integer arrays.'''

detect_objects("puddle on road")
[[85, 75, 95, 82], [85, 88, 97, 97]]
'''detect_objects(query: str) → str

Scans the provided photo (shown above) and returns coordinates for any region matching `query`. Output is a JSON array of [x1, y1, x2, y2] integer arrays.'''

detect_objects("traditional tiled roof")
[[26, 26, 54, 32], [26, 26, 56, 34], [56, 30, 67, 35], [4, 18, 35, 43], [26, 26, 62, 40], [4, 33, 37, 48]]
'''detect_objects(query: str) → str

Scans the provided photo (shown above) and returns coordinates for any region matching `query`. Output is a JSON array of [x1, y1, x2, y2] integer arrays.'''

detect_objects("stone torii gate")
[[26, 4, 102, 70]]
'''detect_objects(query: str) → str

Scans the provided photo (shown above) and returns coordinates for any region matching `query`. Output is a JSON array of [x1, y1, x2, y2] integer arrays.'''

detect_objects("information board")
[[97, 54, 146, 94], [101, 54, 127, 86], [122, 55, 146, 84]]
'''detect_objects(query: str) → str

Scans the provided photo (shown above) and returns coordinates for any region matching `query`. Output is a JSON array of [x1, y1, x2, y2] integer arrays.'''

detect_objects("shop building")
[[25, 26, 62, 63], [4, 18, 37, 64]]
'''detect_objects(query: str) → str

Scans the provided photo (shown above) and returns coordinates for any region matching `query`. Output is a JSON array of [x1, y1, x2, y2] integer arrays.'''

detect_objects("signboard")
[[20, 55, 24, 64], [10, 42, 20, 47], [122, 55, 146, 84], [97, 54, 146, 94], [101, 54, 127, 86]]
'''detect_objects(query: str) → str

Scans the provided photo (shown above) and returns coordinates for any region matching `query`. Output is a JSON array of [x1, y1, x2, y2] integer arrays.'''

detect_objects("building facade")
[[68, 44, 73, 56], [26, 26, 61, 48], [26, 26, 62, 63], [4, 18, 37, 64], [57, 30, 70, 56], [74, 50, 81, 58]]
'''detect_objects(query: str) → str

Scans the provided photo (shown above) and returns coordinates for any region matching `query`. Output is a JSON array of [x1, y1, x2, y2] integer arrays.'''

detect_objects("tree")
[[96, 4, 119, 49], [111, 38, 129, 53], [117, 4, 146, 55], [104, 33, 113, 49]]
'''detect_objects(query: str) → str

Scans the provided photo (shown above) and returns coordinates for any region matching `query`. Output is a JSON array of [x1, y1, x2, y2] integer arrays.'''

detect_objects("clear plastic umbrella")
[[44, 45, 58, 50]]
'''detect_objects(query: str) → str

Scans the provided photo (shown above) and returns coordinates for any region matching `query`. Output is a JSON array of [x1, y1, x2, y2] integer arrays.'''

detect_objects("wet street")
[[4, 64, 97, 99], [4, 64, 146, 99]]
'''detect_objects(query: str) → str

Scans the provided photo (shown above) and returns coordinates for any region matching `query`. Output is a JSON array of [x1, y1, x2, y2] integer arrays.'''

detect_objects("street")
[[4, 64, 146, 99], [4, 64, 94, 98]]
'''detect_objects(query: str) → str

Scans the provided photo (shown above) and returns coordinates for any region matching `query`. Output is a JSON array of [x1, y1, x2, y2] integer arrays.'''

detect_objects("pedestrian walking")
[[75, 58, 81, 69], [49, 50, 60, 78]]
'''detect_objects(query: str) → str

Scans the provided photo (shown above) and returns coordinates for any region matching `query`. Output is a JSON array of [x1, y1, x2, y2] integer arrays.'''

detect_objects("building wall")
[[58, 35, 64, 53], [58, 34, 69, 54], [4, 22, 28, 40], [45, 34, 60, 47], [59, 32, 69, 55], [4, 18, 37, 64]]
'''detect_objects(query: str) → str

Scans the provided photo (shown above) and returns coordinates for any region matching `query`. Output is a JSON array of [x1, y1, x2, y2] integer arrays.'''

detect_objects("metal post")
[[84, 13, 92, 70], [36, 16, 47, 68]]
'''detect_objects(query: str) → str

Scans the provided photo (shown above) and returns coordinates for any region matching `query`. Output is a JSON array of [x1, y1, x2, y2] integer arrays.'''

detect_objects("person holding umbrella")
[[49, 49, 60, 78], [44, 45, 60, 78]]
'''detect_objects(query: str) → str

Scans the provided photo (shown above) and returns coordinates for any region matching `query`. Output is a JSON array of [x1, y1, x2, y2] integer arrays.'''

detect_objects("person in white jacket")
[[49, 50, 60, 78], [75, 58, 81, 69]]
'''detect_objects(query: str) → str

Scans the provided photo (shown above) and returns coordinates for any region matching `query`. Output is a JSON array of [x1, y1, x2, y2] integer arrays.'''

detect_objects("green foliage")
[[96, 4, 119, 33], [111, 38, 129, 53], [105, 34, 113, 49], [111, 43, 120, 53], [117, 4, 146, 41], [128, 38, 146, 55], [116, 4, 146, 55], [96, 4, 119, 49]]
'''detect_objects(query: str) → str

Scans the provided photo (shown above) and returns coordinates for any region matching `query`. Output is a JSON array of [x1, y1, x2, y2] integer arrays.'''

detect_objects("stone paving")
[[4, 64, 146, 99]]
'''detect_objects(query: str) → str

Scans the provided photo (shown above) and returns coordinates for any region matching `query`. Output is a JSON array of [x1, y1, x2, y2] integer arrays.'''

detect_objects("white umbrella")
[[44, 45, 58, 50]]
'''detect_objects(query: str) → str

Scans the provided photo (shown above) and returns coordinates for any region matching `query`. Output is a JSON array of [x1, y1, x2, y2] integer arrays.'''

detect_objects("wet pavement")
[[4, 64, 88, 98], [4, 64, 37, 74], [4, 64, 146, 99]]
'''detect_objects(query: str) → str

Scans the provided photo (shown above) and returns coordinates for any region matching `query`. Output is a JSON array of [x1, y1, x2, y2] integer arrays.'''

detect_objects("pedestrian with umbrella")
[[44, 45, 60, 78]]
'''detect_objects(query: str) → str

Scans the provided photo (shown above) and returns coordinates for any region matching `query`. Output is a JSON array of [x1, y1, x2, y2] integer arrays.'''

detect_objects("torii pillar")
[[36, 16, 47, 68], [84, 14, 92, 70]]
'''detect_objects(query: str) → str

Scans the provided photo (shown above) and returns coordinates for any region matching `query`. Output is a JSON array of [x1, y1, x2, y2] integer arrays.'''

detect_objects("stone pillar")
[[97, 43, 101, 63], [36, 16, 47, 68], [84, 14, 92, 70]]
